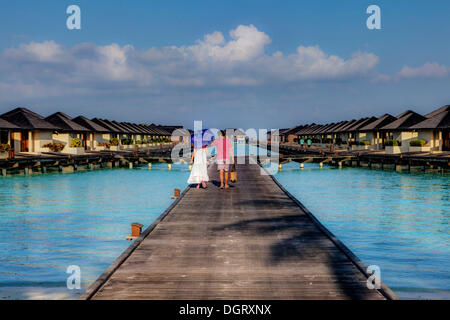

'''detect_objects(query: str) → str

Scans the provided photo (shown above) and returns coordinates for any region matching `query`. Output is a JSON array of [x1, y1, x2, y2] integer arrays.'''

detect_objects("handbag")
[[230, 162, 237, 183]]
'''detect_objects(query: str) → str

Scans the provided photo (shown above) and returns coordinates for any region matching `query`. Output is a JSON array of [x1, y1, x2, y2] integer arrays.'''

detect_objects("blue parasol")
[[191, 129, 215, 148]]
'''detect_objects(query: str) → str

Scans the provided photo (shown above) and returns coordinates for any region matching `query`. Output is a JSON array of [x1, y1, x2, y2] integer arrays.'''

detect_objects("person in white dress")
[[188, 144, 209, 189]]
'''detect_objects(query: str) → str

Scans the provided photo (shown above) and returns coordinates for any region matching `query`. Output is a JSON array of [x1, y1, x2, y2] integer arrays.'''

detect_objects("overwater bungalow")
[[344, 117, 378, 149], [138, 124, 159, 142], [0, 108, 61, 154], [0, 118, 19, 158], [110, 120, 133, 143], [158, 125, 185, 143], [296, 123, 318, 139], [335, 118, 371, 145], [329, 120, 353, 144], [91, 118, 122, 148], [314, 123, 336, 143], [409, 106, 450, 152], [308, 124, 329, 143], [379, 110, 427, 154], [0, 107, 183, 156], [357, 113, 397, 150], [112, 121, 136, 146], [45, 112, 91, 155], [72, 116, 110, 150], [332, 119, 357, 144], [281, 104, 450, 154], [149, 124, 172, 139], [321, 121, 348, 143], [281, 125, 305, 143], [126, 123, 147, 143]]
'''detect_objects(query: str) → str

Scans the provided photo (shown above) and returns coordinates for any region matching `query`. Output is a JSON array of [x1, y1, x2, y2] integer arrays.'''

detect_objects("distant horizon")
[[1, 1, 450, 128]]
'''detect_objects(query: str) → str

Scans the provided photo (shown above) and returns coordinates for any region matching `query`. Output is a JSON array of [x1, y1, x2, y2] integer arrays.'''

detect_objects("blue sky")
[[1, 0, 449, 129]]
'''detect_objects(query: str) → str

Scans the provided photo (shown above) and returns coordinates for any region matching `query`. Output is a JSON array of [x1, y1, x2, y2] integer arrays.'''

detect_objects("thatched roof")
[[296, 124, 319, 135], [125, 122, 149, 134], [114, 122, 136, 134], [425, 105, 450, 118], [109, 121, 132, 133], [1, 107, 60, 130], [159, 125, 183, 134], [92, 118, 121, 133], [72, 116, 109, 132], [334, 119, 358, 133], [0, 117, 20, 130], [359, 114, 396, 131], [313, 123, 336, 134], [346, 117, 377, 131], [396, 109, 415, 118], [282, 125, 305, 136], [318, 121, 346, 134], [381, 111, 426, 130], [410, 110, 450, 129], [327, 121, 350, 133], [295, 124, 316, 135], [139, 124, 159, 135], [315, 123, 337, 134], [45, 112, 89, 132], [149, 124, 171, 135], [335, 118, 367, 132], [279, 128, 292, 135]]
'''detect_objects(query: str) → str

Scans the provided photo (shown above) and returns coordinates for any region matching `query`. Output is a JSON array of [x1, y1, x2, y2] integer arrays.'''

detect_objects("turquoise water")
[[274, 162, 450, 300], [0, 163, 190, 299], [0, 147, 448, 299]]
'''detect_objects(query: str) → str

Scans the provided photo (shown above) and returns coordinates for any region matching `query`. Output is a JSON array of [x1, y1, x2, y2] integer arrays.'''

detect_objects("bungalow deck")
[[81, 159, 396, 300], [277, 144, 450, 170], [0, 146, 176, 175]]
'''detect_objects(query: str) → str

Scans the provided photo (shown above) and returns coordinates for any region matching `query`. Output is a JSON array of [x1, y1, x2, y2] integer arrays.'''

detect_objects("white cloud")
[[0, 24, 379, 99], [5, 40, 66, 63], [373, 62, 450, 83], [397, 62, 449, 79]]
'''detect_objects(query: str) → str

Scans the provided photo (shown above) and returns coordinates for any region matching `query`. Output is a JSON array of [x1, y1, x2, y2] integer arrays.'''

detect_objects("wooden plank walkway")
[[82, 159, 396, 300]]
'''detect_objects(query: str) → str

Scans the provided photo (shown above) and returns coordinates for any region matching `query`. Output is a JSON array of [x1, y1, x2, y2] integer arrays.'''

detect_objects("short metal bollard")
[[126, 222, 144, 241]]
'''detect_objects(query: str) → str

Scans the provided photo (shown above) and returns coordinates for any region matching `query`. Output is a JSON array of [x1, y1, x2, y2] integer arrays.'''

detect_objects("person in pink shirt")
[[211, 130, 234, 189]]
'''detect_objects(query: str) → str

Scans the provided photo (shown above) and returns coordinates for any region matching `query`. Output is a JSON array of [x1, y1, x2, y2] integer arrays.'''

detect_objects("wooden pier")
[[81, 159, 397, 300]]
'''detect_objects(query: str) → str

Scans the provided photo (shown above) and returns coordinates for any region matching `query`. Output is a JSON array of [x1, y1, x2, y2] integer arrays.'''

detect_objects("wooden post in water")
[[42, 166, 47, 174], [24, 167, 29, 175], [129, 162, 133, 169]]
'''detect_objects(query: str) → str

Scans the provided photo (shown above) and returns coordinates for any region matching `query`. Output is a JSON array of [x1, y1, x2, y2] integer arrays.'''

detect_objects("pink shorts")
[[217, 163, 230, 171]]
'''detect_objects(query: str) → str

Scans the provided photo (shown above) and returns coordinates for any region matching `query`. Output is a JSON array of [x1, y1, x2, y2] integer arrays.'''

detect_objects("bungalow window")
[[0, 131, 8, 144]]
